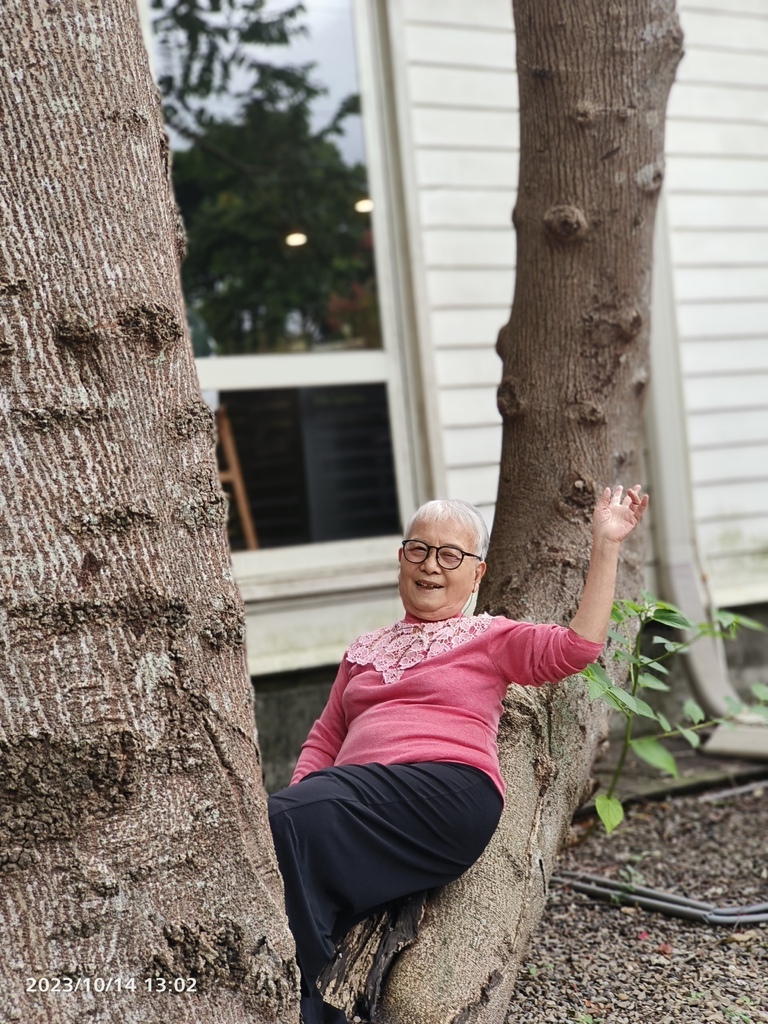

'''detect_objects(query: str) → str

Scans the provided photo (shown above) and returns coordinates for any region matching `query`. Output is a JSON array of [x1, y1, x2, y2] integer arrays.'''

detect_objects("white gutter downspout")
[[646, 197, 768, 759]]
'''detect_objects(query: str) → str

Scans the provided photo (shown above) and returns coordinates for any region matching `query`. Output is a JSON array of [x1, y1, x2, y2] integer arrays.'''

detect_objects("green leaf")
[[716, 609, 766, 633], [595, 794, 625, 834], [587, 676, 609, 701], [749, 704, 768, 722], [633, 697, 658, 720], [601, 690, 631, 715], [637, 672, 670, 692], [650, 608, 695, 630], [656, 712, 672, 732], [750, 682, 768, 703], [589, 663, 613, 686], [651, 635, 680, 652], [640, 656, 669, 675], [725, 696, 745, 716], [613, 649, 643, 666], [683, 698, 705, 725], [630, 737, 678, 777], [607, 629, 626, 644], [607, 687, 638, 714], [678, 726, 701, 748]]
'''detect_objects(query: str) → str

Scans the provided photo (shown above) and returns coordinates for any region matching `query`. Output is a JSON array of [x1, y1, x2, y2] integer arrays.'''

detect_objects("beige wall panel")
[[680, 337, 768, 373], [411, 108, 518, 148], [427, 268, 514, 308], [423, 228, 515, 266], [446, 464, 500, 504], [674, 267, 768, 302], [435, 347, 502, 388], [408, 65, 518, 108], [690, 443, 768, 482], [665, 156, 768, 191], [669, 82, 768, 120], [438, 386, 499, 427], [678, 47, 768, 87], [404, 0, 513, 30], [681, 9, 768, 48], [677, 303, 768, 339], [416, 148, 518, 187], [443, 425, 503, 467], [667, 119, 768, 158], [687, 408, 768, 446], [693, 479, 768, 519], [680, 0, 768, 15], [697, 515, 768, 553], [404, 24, 515, 69], [670, 229, 768, 265], [429, 307, 509, 346], [669, 195, 768, 230], [684, 373, 768, 409], [420, 189, 515, 227]]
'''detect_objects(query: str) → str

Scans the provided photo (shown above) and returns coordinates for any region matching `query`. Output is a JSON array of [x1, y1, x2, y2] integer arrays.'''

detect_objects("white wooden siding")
[[400, 0, 517, 539], [668, 0, 768, 606], [396, 0, 768, 605]]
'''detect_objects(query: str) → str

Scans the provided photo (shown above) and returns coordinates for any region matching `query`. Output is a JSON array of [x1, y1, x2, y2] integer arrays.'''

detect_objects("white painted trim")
[[194, 350, 389, 391], [646, 195, 742, 720], [383, 0, 448, 500], [232, 535, 400, 602]]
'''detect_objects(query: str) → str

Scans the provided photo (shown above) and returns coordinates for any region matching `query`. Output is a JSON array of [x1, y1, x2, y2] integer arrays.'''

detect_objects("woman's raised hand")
[[592, 485, 649, 545]]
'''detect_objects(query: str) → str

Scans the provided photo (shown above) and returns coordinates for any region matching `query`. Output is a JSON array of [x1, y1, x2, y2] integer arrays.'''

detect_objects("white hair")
[[403, 499, 490, 560]]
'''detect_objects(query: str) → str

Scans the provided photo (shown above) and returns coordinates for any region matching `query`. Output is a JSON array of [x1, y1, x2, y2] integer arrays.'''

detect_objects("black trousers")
[[268, 761, 503, 1024]]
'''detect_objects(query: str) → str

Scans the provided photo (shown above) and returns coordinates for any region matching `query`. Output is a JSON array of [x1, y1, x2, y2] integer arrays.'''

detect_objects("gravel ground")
[[506, 784, 768, 1024]]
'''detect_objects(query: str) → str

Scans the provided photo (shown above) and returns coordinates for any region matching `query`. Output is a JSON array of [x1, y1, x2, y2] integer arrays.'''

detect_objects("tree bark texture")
[[0, 4, 298, 1022], [331, 4, 683, 1023]]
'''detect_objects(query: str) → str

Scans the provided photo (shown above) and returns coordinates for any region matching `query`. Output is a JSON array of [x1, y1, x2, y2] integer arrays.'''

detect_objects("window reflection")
[[166, 0, 382, 355], [218, 385, 400, 549]]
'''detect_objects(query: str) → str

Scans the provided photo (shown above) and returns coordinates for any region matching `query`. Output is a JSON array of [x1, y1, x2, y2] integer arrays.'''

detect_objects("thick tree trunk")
[[326, 3, 683, 1023], [0, 4, 298, 1022]]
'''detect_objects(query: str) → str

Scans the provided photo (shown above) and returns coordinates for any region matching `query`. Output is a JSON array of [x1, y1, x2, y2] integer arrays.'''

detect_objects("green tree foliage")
[[152, 0, 379, 354]]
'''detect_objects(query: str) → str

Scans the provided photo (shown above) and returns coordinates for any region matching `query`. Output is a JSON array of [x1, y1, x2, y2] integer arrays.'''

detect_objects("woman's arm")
[[290, 659, 350, 784], [568, 485, 648, 644]]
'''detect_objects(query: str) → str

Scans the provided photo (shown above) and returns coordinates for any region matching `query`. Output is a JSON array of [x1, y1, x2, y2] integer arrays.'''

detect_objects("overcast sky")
[[149, 0, 367, 166], [262, 1, 365, 165]]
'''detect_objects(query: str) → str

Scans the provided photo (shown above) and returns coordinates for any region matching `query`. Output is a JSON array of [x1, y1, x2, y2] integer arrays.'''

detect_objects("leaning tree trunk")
[[325, 3, 683, 1023], [0, 4, 298, 1022]]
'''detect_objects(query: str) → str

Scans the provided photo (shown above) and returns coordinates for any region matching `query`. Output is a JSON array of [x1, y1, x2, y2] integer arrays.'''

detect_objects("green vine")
[[580, 594, 768, 834]]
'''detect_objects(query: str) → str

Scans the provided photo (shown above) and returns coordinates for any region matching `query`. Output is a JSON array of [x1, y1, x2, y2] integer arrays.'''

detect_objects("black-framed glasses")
[[401, 539, 481, 570]]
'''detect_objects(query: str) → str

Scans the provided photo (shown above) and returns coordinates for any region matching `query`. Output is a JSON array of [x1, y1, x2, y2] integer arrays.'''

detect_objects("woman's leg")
[[268, 762, 502, 1024]]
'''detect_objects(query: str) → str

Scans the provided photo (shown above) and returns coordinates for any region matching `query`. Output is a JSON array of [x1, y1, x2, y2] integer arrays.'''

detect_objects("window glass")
[[166, 0, 382, 355], [219, 384, 400, 550]]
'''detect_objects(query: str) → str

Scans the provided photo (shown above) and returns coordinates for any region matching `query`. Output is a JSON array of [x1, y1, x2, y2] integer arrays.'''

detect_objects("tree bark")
[[327, 3, 683, 1022], [0, 4, 298, 1022]]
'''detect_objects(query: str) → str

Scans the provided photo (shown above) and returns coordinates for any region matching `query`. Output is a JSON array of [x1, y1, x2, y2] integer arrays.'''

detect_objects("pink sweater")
[[291, 612, 602, 796]]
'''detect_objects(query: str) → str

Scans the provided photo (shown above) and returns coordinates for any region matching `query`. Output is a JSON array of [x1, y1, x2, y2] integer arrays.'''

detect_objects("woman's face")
[[398, 517, 486, 621]]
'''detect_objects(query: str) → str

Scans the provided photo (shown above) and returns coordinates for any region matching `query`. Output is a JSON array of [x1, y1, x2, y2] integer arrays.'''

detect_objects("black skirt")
[[268, 761, 503, 1024]]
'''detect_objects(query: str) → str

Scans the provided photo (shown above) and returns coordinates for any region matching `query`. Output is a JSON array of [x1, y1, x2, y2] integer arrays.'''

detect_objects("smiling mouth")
[[416, 581, 442, 590]]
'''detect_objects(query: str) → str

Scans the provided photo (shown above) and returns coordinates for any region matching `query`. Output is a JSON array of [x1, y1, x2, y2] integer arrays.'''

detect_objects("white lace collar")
[[346, 613, 493, 684]]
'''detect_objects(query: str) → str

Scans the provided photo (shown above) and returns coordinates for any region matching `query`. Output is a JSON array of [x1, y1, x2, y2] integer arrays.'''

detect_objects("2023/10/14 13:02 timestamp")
[[26, 976, 197, 993]]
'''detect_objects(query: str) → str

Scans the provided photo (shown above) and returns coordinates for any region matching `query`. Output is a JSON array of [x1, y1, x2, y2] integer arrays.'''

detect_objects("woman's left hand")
[[592, 484, 648, 545]]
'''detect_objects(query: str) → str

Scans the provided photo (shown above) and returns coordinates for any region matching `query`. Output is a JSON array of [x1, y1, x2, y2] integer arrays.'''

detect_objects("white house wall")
[[665, 0, 768, 607], [396, 0, 518, 531], [393, 0, 768, 608]]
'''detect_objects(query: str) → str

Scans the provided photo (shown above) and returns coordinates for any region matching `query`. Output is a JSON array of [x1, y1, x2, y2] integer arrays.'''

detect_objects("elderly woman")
[[268, 485, 647, 1024]]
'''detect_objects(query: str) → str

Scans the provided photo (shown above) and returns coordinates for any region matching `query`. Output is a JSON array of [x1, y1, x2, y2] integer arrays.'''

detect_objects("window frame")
[[192, 0, 439, 610]]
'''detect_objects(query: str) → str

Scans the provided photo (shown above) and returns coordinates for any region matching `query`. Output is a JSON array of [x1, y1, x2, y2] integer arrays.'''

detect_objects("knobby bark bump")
[[325, 3, 683, 1023], [0, 4, 298, 1022]]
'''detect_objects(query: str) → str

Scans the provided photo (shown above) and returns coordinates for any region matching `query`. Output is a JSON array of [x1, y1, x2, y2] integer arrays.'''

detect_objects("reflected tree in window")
[[152, 0, 381, 354]]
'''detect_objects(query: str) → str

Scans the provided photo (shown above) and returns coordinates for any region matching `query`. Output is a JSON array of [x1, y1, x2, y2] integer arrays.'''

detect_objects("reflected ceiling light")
[[285, 232, 308, 246], [354, 198, 374, 213]]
